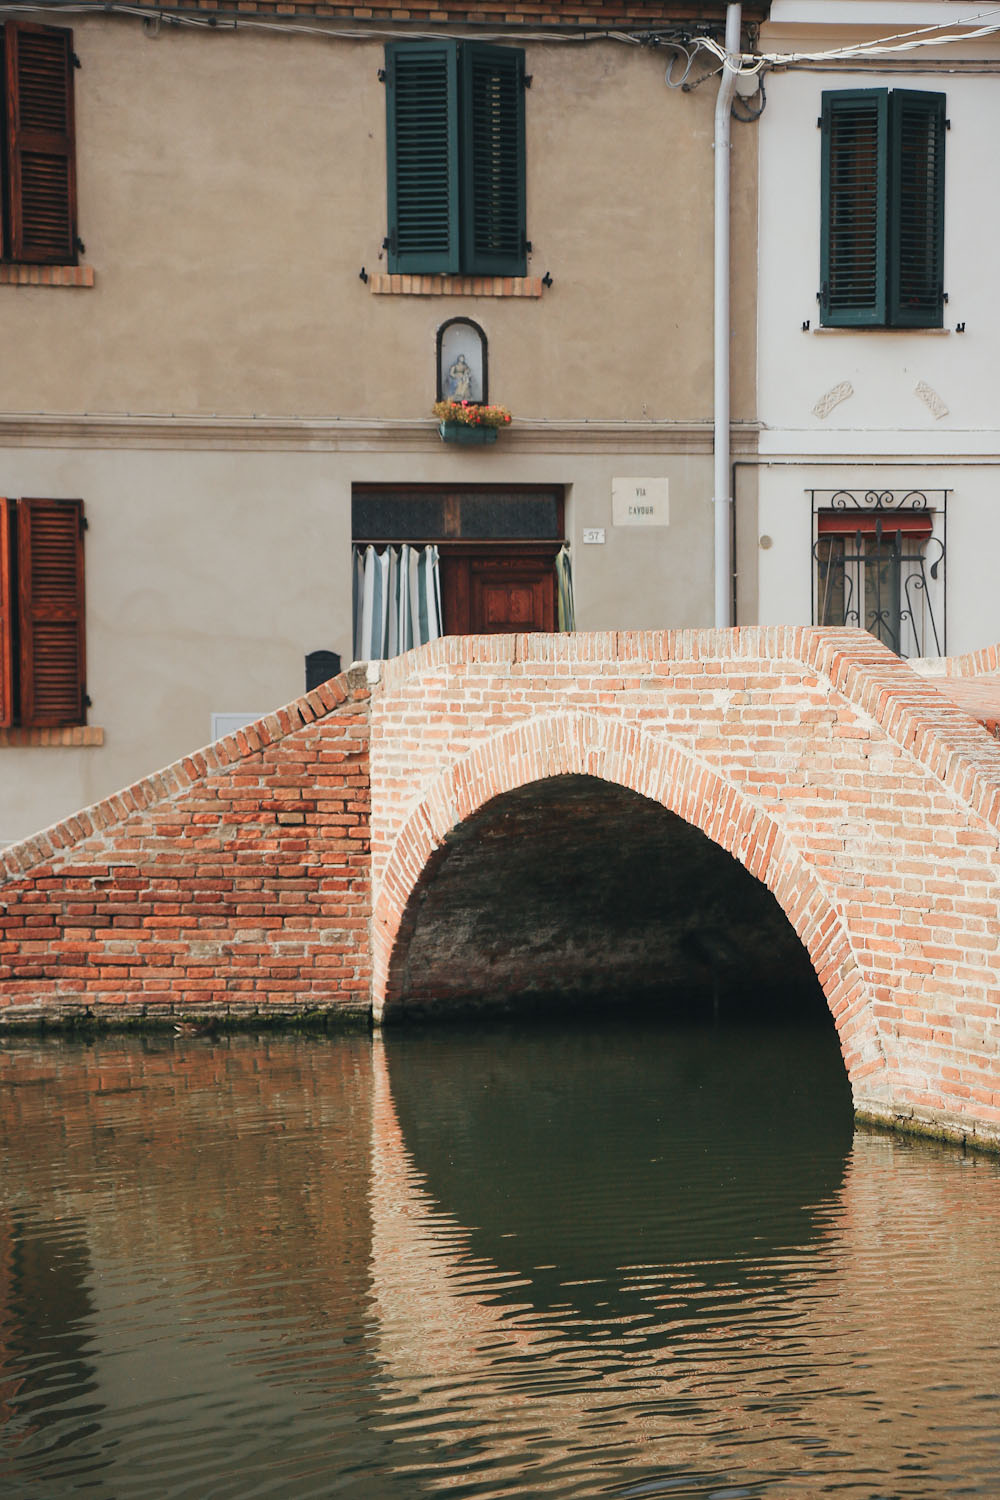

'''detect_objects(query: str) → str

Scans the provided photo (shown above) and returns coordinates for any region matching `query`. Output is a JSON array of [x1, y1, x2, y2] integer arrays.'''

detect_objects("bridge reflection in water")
[[1, 1028, 999, 1498]]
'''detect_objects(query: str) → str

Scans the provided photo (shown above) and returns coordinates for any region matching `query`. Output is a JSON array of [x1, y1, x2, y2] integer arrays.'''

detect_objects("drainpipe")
[[713, 2, 742, 629]]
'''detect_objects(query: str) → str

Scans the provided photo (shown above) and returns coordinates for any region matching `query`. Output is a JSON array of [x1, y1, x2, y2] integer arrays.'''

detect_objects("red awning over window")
[[817, 509, 934, 537]]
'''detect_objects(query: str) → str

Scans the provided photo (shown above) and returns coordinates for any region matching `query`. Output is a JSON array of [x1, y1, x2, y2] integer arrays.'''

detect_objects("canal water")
[[1, 1016, 999, 1499]]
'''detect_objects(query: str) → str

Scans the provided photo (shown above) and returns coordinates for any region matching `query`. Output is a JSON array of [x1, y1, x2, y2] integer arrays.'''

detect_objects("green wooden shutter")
[[461, 43, 526, 277], [17, 498, 86, 727], [5, 21, 78, 264], [0, 498, 14, 728], [888, 90, 945, 328], [820, 90, 888, 326], [385, 42, 460, 274]]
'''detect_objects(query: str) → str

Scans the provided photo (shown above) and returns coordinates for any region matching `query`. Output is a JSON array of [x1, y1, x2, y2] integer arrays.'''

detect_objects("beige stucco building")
[[0, 0, 766, 843]]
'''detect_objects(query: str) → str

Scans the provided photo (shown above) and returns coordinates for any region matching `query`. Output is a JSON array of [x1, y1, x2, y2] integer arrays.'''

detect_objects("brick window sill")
[[369, 272, 544, 298], [0, 264, 95, 288], [0, 726, 104, 746]]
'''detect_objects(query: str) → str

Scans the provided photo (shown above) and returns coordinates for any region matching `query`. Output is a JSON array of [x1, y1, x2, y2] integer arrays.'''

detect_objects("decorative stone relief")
[[813, 381, 854, 419], [915, 381, 949, 420]]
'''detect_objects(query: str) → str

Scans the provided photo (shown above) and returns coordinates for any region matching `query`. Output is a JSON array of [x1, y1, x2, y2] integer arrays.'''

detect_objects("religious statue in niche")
[[448, 353, 474, 401], [437, 318, 487, 405]]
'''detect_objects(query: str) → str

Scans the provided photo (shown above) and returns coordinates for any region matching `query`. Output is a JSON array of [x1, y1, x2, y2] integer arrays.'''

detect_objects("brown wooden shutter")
[[18, 498, 86, 726], [5, 22, 78, 264], [0, 498, 14, 728]]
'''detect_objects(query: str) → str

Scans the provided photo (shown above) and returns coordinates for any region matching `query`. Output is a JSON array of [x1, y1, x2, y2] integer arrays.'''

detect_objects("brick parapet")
[[0, 669, 373, 1024], [0, 669, 366, 886], [939, 642, 1000, 679]]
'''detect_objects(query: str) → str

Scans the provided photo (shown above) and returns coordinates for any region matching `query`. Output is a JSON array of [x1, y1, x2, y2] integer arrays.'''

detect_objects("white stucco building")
[[752, 0, 1000, 659]]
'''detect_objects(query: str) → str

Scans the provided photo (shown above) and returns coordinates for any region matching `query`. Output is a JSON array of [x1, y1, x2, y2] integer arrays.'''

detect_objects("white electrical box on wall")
[[211, 712, 264, 742]]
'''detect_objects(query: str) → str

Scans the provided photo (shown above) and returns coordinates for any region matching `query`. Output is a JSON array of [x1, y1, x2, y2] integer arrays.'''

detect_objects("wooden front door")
[[440, 546, 558, 635]]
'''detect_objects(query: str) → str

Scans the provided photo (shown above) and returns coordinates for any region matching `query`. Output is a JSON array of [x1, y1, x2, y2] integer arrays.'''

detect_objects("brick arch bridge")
[[1, 628, 1000, 1149]]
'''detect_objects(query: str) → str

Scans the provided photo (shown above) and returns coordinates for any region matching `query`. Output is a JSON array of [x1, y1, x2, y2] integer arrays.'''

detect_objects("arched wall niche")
[[436, 317, 488, 403]]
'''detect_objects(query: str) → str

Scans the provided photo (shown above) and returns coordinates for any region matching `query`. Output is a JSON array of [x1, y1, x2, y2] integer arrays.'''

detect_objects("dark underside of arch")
[[387, 775, 830, 1023]]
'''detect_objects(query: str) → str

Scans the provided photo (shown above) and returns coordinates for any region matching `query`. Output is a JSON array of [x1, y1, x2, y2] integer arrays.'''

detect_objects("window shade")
[[17, 498, 86, 726], [0, 498, 14, 728], [820, 89, 888, 326], [5, 21, 77, 263], [386, 42, 460, 273], [462, 43, 526, 276], [889, 90, 946, 327]]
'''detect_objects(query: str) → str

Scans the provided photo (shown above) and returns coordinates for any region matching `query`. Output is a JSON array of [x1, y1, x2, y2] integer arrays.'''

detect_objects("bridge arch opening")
[[383, 774, 832, 1026]]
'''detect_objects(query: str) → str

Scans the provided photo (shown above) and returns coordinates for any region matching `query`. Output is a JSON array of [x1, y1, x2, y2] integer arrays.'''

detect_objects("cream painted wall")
[[0, 19, 757, 425], [0, 435, 721, 844], [0, 13, 763, 841]]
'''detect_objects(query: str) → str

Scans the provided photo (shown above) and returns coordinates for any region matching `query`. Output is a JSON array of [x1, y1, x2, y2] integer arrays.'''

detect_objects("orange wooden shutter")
[[18, 498, 86, 727], [0, 498, 14, 728], [5, 22, 78, 264]]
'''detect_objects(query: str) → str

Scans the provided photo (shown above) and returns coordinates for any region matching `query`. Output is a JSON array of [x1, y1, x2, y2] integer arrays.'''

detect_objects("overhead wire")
[[2, 0, 998, 83]]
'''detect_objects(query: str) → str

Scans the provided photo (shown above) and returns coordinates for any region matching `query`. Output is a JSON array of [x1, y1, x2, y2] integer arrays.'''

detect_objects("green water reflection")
[[0, 1021, 996, 1499], [386, 1019, 853, 1301]]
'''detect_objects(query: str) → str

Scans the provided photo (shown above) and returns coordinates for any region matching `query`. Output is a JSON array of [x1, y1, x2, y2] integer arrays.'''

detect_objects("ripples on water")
[[0, 1018, 998, 1498]]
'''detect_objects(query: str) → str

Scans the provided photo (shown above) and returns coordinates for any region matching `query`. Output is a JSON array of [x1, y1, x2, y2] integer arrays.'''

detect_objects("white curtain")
[[555, 543, 576, 632], [352, 544, 443, 661]]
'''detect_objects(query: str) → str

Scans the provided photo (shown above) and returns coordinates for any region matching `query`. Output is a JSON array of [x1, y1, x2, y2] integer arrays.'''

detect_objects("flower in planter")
[[432, 400, 513, 429]]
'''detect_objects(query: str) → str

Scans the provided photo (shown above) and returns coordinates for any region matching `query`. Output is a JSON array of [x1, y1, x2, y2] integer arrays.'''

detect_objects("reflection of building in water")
[[0, 1212, 25, 1430], [0, 1206, 100, 1460], [0, 1038, 376, 1444]]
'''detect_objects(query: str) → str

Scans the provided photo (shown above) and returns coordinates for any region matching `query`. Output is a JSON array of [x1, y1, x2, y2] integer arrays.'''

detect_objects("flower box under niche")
[[433, 400, 512, 446], [438, 421, 498, 446]]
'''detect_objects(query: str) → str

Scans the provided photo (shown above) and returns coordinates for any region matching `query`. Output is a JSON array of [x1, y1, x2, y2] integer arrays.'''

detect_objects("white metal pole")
[[713, 3, 742, 629]]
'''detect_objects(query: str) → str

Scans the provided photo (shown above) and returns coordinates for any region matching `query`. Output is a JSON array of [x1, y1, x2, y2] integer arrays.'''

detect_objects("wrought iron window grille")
[[811, 489, 947, 659]]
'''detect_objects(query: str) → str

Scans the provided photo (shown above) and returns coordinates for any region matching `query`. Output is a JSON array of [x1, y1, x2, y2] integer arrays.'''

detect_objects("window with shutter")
[[820, 88, 944, 329], [1, 20, 78, 265], [0, 498, 14, 728], [0, 497, 86, 727], [385, 41, 526, 278]]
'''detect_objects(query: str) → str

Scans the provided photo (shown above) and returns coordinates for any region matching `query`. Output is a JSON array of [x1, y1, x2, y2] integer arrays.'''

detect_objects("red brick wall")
[[370, 628, 1000, 1149], [0, 670, 372, 1026]]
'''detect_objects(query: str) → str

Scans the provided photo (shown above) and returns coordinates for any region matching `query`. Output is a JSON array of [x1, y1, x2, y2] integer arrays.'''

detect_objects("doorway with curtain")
[[352, 485, 574, 660]]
